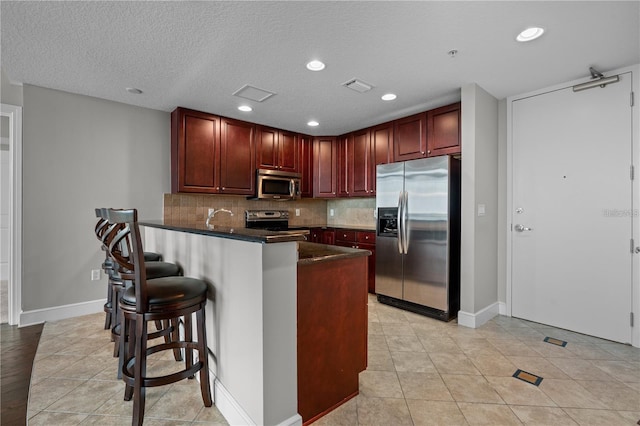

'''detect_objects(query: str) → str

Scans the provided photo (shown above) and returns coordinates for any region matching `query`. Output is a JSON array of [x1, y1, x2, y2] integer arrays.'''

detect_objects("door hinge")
[[631, 238, 635, 254], [631, 165, 635, 181], [631, 312, 634, 327], [631, 91, 635, 107]]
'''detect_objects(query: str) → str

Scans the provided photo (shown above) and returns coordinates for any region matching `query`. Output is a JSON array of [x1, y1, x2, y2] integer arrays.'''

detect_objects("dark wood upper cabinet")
[[370, 122, 394, 195], [427, 102, 461, 157], [337, 135, 350, 197], [219, 117, 256, 195], [171, 108, 221, 193], [313, 137, 337, 198], [350, 129, 371, 196], [278, 130, 299, 172], [371, 122, 394, 166], [393, 112, 427, 161], [299, 134, 313, 198], [256, 126, 278, 169], [256, 126, 299, 172]]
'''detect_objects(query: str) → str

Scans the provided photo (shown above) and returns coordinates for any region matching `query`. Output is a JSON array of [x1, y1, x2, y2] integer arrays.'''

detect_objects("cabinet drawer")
[[357, 231, 375, 244], [335, 230, 356, 242]]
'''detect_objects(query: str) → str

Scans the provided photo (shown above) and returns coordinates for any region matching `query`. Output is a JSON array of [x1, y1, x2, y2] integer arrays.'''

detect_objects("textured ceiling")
[[2, 1, 639, 135]]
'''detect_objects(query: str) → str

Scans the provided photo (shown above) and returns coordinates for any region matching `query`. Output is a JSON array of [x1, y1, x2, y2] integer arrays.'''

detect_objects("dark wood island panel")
[[297, 255, 368, 425]]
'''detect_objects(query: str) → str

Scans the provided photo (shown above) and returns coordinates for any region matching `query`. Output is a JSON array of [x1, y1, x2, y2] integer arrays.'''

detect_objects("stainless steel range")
[[245, 210, 299, 231]]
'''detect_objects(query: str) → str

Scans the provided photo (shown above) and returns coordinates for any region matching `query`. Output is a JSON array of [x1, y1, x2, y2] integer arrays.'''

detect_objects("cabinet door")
[[171, 108, 220, 193], [427, 102, 461, 156], [313, 137, 337, 198], [370, 122, 394, 195], [357, 242, 376, 293], [337, 135, 350, 197], [308, 228, 321, 243], [299, 135, 313, 198], [351, 129, 371, 196], [220, 118, 256, 195], [393, 113, 427, 161], [256, 126, 278, 170], [278, 130, 299, 172], [335, 230, 357, 244], [371, 122, 393, 166], [321, 229, 335, 245]]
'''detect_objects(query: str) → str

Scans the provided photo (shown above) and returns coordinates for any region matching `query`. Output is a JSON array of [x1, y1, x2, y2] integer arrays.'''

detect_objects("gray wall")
[[22, 85, 169, 311], [460, 83, 499, 315], [1, 68, 24, 107]]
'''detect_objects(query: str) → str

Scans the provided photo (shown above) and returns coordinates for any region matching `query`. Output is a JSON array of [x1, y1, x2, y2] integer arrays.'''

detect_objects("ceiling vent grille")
[[342, 78, 373, 93], [233, 84, 276, 102]]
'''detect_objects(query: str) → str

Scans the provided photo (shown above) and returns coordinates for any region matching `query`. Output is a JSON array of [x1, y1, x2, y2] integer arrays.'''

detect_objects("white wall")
[[0, 123, 8, 281], [21, 85, 170, 315], [459, 83, 499, 326]]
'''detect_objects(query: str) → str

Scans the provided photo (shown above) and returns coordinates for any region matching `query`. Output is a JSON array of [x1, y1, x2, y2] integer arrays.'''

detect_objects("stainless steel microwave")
[[254, 169, 301, 200]]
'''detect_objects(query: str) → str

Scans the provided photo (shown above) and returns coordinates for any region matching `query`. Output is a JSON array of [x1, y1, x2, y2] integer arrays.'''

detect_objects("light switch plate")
[[295, 208, 300, 216], [478, 204, 486, 216]]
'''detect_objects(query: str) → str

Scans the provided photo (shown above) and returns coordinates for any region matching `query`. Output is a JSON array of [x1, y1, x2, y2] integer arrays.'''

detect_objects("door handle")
[[514, 224, 533, 232]]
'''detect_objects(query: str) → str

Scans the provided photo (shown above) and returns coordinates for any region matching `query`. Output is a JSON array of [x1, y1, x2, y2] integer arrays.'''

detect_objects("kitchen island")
[[140, 220, 369, 426]]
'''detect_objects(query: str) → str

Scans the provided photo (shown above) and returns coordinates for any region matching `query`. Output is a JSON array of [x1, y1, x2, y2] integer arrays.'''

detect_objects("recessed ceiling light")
[[306, 60, 325, 71], [381, 93, 397, 101], [125, 87, 142, 94], [516, 27, 545, 42], [238, 105, 252, 112], [307, 120, 319, 127]]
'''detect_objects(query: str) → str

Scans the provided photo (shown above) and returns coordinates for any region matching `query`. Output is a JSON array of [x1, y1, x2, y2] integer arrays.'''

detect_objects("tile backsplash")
[[327, 198, 376, 228], [163, 194, 376, 229]]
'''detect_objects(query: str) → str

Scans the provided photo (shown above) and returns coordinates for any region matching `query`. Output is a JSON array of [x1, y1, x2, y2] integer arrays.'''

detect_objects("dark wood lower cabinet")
[[297, 256, 368, 425]]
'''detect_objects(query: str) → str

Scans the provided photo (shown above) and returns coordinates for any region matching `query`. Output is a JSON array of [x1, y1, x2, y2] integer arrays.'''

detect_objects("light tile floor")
[[28, 295, 640, 425]]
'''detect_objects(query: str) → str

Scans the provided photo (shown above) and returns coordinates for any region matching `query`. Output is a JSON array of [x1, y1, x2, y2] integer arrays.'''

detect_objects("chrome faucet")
[[206, 208, 234, 227]]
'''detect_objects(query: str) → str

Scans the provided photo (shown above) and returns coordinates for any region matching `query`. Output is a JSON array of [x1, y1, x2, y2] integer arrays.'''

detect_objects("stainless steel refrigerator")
[[375, 156, 461, 321]]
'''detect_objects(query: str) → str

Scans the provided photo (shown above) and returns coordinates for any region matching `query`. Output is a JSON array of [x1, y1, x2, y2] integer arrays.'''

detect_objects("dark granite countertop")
[[297, 241, 371, 265], [140, 220, 308, 244]]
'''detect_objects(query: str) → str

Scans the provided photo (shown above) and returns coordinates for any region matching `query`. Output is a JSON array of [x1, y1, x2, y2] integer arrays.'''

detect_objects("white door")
[[511, 72, 633, 344]]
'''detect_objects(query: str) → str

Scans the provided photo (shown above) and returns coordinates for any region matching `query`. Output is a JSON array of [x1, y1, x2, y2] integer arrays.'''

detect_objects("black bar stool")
[[96, 208, 184, 377], [105, 208, 212, 426]]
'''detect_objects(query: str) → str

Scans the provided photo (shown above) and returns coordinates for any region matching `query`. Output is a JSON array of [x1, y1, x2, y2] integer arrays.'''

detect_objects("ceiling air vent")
[[233, 84, 276, 102], [342, 78, 373, 93]]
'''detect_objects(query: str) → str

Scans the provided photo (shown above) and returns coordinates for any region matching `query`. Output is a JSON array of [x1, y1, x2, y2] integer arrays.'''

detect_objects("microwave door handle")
[[290, 179, 294, 197]]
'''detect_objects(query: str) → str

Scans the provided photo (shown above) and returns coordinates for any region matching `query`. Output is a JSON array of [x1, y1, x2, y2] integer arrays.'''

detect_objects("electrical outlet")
[[295, 208, 300, 217], [91, 269, 101, 281], [330, 209, 335, 217]]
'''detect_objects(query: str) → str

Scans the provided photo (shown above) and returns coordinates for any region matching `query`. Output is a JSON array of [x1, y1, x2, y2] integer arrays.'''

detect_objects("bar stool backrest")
[[105, 208, 149, 314]]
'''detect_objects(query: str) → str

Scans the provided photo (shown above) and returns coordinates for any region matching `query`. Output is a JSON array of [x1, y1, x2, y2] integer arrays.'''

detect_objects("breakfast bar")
[[140, 220, 370, 426]]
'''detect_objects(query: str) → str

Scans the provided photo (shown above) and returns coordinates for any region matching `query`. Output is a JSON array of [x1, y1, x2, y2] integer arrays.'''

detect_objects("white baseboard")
[[498, 301, 507, 316], [276, 414, 303, 426], [458, 301, 501, 328], [213, 378, 302, 426], [214, 379, 256, 426], [20, 298, 105, 326]]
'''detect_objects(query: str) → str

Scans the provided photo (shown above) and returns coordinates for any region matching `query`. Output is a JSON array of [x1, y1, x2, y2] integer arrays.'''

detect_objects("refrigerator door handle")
[[402, 191, 409, 254], [397, 191, 404, 254]]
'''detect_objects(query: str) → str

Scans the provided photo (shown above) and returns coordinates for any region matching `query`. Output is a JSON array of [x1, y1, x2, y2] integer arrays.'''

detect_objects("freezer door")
[[402, 157, 450, 311], [375, 162, 404, 209], [375, 235, 403, 299]]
